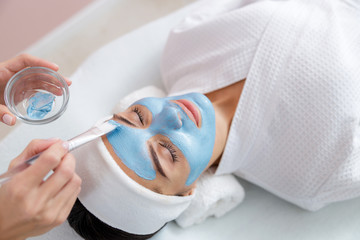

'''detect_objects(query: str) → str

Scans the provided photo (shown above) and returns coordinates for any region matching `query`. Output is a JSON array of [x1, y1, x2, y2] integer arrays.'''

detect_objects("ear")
[[183, 184, 196, 196]]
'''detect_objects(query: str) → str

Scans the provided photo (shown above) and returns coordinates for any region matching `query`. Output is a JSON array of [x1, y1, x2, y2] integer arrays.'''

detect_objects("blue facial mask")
[[27, 92, 55, 119], [107, 93, 216, 185]]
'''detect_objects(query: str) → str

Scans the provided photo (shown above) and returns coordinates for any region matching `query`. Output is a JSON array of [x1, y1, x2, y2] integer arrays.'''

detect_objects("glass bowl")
[[4, 67, 69, 125]]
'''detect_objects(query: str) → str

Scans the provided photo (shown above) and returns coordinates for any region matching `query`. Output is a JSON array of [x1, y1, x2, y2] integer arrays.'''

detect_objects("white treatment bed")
[[0, 0, 359, 239]]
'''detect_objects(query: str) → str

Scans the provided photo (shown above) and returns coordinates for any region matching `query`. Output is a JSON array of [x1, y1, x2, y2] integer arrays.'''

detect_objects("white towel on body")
[[161, 0, 360, 211]]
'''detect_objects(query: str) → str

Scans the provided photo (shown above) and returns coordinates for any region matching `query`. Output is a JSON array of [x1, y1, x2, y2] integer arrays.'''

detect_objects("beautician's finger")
[[0, 104, 16, 126], [5, 54, 59, 74], [64, 77, 72, 86], [52, 176, 81, 225], [8, 138, 59, 170], [7, 54, 71, 86], [40, 153, 76, 199], [21, 141, 69, 185], [1, 54, 71, 87]]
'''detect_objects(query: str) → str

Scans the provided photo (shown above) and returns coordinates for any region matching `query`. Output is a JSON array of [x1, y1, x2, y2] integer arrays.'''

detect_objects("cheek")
[[155, 144, 180, 174], [157, 146, 173, 167]]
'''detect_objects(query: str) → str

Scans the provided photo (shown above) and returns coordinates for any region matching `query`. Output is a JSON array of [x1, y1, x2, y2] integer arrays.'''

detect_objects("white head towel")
[[73, 137, 193, 235]]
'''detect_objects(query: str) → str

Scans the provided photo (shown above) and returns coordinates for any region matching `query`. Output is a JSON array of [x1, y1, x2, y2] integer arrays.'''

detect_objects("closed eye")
[[159, 142, 179, 163], [113, 114, 136, 127], [133, 106, 144, 125], [149, 144, 168, 179]]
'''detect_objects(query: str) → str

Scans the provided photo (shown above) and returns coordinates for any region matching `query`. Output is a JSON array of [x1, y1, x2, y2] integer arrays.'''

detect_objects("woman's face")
[[103, 93, 216, 196]]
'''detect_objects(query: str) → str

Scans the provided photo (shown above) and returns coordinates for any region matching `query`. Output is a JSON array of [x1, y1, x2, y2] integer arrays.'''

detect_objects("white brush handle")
[[0, 121, 116, 187]]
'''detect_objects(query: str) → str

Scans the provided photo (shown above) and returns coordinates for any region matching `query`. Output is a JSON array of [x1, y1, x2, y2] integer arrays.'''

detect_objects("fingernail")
[[2, 114, 14, 126], [52, 62, 59, 69], [62, 141, 69, 150]]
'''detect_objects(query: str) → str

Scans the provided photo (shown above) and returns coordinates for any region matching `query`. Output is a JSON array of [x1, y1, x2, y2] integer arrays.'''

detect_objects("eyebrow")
[[113, 114, 136, 127], [149, 144, 168, 179]]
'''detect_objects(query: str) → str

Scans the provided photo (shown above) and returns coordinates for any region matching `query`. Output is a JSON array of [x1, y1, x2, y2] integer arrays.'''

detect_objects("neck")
[[205, 79, 246, 168]]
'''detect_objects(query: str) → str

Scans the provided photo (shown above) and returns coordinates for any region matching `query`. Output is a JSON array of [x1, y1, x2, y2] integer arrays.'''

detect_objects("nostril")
[[159, 106, 182, 130], [166, 114, 182, 129], [176, 112, 183, 129], [175, 112, 182, 129]]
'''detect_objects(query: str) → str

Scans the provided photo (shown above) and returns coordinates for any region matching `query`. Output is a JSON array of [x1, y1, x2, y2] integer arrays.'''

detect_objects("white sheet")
[[162, 0, 360, 211], [0, 1, 358, 240]]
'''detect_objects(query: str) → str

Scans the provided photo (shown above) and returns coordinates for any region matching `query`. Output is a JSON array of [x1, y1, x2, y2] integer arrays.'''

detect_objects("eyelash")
[[159, 142, 179, 163], [133, 107, 144, 125]]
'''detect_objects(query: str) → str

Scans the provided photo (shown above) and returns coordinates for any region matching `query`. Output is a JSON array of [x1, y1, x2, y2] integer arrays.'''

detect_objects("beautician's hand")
[[0, 139, 81, 240], [0, 54, 71, 126]]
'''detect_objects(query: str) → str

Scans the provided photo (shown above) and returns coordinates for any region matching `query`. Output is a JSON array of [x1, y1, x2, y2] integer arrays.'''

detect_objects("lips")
[[173, 99, 201, 127]]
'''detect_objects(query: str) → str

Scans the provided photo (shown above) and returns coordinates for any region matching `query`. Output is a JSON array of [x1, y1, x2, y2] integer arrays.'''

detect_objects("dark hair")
[[68, 199, 163, 240]]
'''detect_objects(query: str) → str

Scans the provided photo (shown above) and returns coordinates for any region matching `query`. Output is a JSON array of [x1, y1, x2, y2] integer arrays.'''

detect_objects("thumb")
[[0, 104, 16, 126]]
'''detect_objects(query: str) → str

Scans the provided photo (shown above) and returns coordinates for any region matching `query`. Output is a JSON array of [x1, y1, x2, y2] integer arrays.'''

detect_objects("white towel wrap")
[[175, 167, 245, 228], [73, 135, 193, 235]]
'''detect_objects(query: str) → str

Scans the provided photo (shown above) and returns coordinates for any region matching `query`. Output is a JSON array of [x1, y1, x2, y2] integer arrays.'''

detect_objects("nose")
[[157, 105, 182, 130]]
